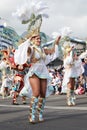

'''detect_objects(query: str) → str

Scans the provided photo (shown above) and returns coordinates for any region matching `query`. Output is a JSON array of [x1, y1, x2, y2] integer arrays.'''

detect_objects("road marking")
[[0, 104, 87, 111], [45, 106, 87, 111]]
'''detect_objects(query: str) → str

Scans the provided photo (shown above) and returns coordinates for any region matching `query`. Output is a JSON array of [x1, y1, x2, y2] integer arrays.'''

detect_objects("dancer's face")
[[34, 35, 41, 46], [84, 58, 87, 64]]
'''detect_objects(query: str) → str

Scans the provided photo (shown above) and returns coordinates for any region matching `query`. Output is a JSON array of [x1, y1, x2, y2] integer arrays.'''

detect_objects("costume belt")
[[65, 64, 74, 69], [15, 74, 24, 78], [30, 57, 41, 63]]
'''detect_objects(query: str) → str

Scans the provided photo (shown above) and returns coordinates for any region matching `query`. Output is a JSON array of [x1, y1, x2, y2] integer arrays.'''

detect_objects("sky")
[[0, 0, 87, 39]]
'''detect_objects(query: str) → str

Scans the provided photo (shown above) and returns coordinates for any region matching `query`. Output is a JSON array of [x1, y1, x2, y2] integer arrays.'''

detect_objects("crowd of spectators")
[[0, 47, 87, 104]]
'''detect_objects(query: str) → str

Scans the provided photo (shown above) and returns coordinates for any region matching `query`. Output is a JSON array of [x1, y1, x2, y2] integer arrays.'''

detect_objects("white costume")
[[62, 51, 84, 93], [14, 39, 60, 97], [12, 0, 62, 122]]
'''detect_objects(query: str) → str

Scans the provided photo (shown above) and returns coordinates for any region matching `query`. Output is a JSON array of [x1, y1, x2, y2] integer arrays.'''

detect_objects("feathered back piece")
[[12, 0, 49, 38], [63, 41, 72, 58], [25, 14, 42, 38]]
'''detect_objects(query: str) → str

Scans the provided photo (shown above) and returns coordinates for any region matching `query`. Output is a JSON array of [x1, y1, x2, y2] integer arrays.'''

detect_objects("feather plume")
[[12, 0, 49, 23], [52, 32, 61, 39], [60, 27, 72, 37]]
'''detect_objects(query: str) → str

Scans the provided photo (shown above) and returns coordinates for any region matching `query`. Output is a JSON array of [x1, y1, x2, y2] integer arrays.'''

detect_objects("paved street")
[[0, 94, 87, 130]]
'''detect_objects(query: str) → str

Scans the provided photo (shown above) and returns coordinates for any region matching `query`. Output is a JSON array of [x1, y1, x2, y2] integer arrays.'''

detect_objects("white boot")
[[67, 88, 76, 106], [67, 88, 72, 106], [29, 96, 38, 124], [37, 97, 46, 122], [71, 90, 76, 106]]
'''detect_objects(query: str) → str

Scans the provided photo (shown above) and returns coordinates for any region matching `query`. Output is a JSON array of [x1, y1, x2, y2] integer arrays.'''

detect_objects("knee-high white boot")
[[37, 97, 46, 122], [67, 88, 76, 106], [71, 90, 76, 106], [29, 96, 38, 123]]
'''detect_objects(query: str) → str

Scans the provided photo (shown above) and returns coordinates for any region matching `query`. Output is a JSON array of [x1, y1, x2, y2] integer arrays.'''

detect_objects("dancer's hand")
[[55, 36, 61, 45]]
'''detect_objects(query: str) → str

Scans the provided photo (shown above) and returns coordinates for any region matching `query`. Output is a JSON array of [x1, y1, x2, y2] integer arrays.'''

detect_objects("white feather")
[[38, 12, 49, 18], [12, 0, 49, 22], [60, 27, 72, 37], [52, 32, 61, 39], [12, 4, 31, 21]]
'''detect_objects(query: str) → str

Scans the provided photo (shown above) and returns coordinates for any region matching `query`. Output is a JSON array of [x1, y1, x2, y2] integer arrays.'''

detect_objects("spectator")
[[83, 57, 87, 91]]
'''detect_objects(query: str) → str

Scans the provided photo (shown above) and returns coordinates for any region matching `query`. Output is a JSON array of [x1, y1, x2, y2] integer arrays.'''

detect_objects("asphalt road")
[[0, 94, 87, 130]]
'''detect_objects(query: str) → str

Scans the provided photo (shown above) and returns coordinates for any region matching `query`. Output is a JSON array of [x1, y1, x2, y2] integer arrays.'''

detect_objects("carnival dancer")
[[0, 74, 12, 99], [13, 0, 62, 123], [11, 63, 31, 105], [62, 43, 84, 106], [15, 31, 61, 122]]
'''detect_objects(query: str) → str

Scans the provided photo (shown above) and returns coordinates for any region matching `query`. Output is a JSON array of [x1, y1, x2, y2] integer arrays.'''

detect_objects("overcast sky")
[[0, 0, 87, 39]]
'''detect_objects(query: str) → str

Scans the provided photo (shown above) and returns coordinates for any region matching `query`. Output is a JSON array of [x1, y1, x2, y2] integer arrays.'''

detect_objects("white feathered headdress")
[[12, 0, 49, 22], [12, 0, 49, 38]]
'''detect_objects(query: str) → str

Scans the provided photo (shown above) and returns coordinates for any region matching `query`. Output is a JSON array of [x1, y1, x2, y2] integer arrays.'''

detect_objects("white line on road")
[[0, 104, 87, 111]]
